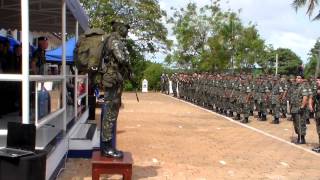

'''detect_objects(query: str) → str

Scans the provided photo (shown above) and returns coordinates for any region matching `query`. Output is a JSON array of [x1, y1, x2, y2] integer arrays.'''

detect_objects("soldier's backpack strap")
[[98, 34, 111, 74]]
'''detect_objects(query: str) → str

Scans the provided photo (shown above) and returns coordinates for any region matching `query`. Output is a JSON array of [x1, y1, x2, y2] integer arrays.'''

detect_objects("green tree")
[[166, 2, 218, 69], [304, 39, 320, 77], [271, 48, 302, 75], [81, 0, 171, 53], [292, 0, 320, 20], [143, 63, 164, 90]]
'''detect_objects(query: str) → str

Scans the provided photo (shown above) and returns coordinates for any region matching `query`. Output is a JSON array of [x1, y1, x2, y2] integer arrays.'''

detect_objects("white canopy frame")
[[0, 0, 89, 128]]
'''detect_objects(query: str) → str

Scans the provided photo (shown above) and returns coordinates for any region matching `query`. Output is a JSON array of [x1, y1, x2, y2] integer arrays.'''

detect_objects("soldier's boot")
[[306, 119, 310, 125], [312, 137, 320, 153], [269, 110, 273, 115], [300, 135, 306, 144], [220, 109, 224, 114], [250, 110, 254, 116], [223, 110, 228, 115], [229, 111, 234, 117], [241, 117, 249, 124], [312, 146, 320, 153], [295, 135, 306, 144], [101, 141, 124, 159], [272, 117, 280, 124], [259, 113, 267, 121], [281, 113, 286, 118], [258, 112, 262, 118], [234, 114, 241, 120]]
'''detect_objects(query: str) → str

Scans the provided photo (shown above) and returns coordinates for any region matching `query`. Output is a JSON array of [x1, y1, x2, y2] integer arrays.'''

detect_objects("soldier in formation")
[[167, 72, 320, 150]]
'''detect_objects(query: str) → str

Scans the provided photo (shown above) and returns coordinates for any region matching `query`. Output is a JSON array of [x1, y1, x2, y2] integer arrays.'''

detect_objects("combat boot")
[[258, 112, 262, 118], [312, 146, 320, 153], [281, 113, 286, 118], [300, 135, 306, 144], [241, 117, 249, 124], [224, 110, 228, 116], [272, 117, 279, 124], [260, 114, 267, 121], [295, 135, 306, 144], [269, 110, 273, 115], [306, 119, 310, 124], [312, 137, 320, 153], [101, 141, 124, 159], [234, 114, 241, 120], [229, 111, 234, 117], [250, 110, 254, 116]]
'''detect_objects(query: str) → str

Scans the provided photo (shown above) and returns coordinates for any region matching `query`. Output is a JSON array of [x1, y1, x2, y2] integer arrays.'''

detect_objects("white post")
[[75, 21, 79, 41], [275, 53, 279, 76], [74, 21, 79, 119], [21, 0, 30, 124], [62, 0, 67, 131]]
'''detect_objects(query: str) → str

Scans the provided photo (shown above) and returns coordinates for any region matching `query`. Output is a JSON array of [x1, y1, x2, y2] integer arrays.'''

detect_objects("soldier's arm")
[[301, 88, 309, 108], [309, 96, 314, 112]]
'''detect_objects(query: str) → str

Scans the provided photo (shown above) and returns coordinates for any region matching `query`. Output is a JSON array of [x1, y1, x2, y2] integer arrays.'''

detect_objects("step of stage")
[[68, 123, 99, 158]]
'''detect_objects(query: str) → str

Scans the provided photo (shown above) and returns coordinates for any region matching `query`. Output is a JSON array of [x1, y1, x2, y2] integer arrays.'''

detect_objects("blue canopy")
[[46, 37, 76, 63]]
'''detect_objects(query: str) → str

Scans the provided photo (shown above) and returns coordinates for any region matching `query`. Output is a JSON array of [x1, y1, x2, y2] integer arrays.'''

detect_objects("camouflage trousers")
[[292, 113, 307, 136], [271, 103, 280, 119], [101, 85, 123, 142]]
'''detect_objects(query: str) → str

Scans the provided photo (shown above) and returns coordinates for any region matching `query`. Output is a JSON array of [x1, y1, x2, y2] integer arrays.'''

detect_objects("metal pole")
[[21, 0, 30, 124], [62, 0, 67, 131], [74, 21, 79, 119], [315, 50, 320, 78], [275, 53, 279, 76]]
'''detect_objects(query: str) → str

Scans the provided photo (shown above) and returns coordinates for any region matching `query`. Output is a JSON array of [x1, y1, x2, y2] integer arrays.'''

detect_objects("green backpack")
[[74, 28, 109, 74]]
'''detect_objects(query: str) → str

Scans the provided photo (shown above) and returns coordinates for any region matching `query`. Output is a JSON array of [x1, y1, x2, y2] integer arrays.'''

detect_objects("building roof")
[[0, 0, 89, 32]]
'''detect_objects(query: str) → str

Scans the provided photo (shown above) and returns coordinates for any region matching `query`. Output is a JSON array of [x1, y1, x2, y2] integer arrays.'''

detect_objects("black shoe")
[[295, 135, 306, 144], [250, 111, 254, 116], [312, 146, 320, 153], [281, 113, 286, 118], [101, 141, 124, 159], [229, 111, 234, 117], [306, 119, 310, 124], [258, 112, 261, 118], [234, 114, 241, 120], [241, 117, 249, 124], [272, 118, 279, 124], [260, 114, 267, 121]]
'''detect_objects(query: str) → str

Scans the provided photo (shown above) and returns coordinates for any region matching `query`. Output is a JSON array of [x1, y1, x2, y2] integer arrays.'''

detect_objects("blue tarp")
[[46, 37, 76, 63]]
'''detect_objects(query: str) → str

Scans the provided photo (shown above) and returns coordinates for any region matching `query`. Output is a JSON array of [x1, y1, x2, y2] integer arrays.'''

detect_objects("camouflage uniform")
[[311, 81, 320, 152], [271, 78, 281, 124], [100, 22, 131, 158], [290, 79, 308, 144]]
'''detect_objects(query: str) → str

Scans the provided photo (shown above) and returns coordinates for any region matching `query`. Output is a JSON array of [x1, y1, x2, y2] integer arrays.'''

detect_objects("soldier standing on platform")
[[100, 21, 132, 158]]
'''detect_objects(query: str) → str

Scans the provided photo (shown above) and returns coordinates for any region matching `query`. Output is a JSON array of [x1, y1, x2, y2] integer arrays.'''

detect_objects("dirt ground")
[[58, 92, 320, 180]]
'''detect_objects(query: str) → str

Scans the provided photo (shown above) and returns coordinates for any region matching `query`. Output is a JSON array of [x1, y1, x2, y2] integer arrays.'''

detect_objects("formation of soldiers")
[[161, 72, 320, 153]]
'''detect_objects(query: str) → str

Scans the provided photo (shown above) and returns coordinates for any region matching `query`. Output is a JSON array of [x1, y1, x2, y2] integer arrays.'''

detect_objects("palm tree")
[[292, 0, 320, 20]]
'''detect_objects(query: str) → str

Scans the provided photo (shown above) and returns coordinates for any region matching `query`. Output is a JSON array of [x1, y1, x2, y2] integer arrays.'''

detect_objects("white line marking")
[[216, 127, 221, 130], [219, 160, 227, 165], [284, 129, 289, 131], [164, 94, 320, 157], [178, 125, 183, 129]]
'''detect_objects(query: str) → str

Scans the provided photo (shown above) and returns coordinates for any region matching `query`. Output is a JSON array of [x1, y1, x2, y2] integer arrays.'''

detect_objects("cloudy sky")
[[157, 0, 320, 63]]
